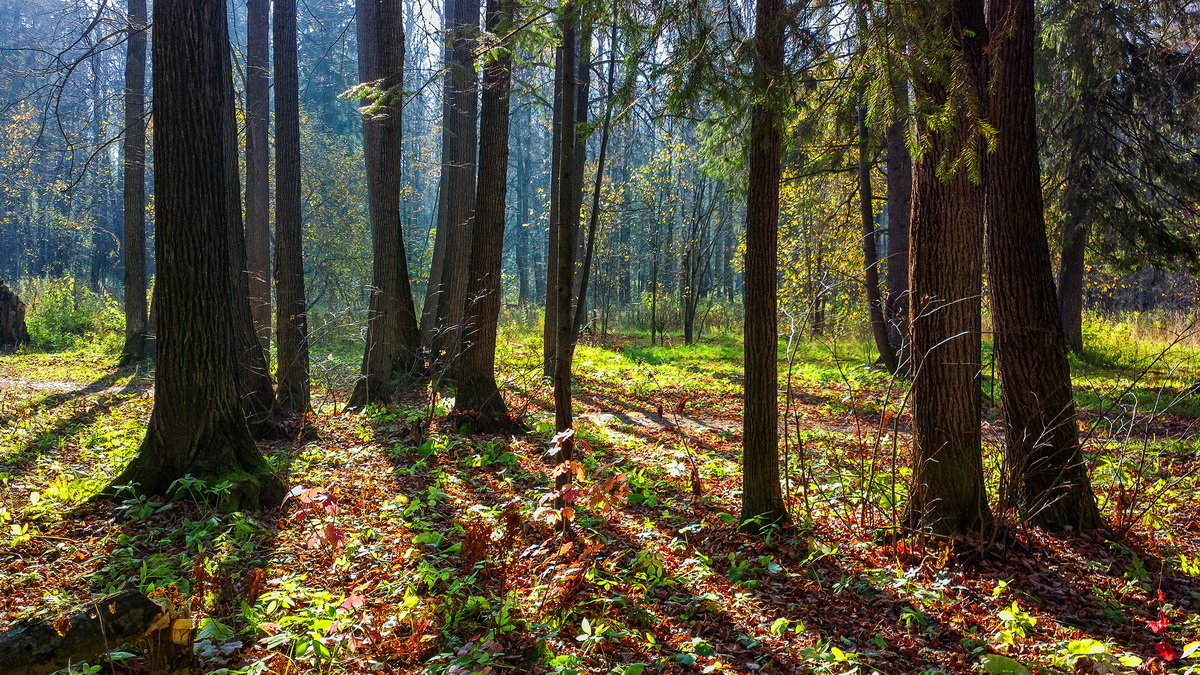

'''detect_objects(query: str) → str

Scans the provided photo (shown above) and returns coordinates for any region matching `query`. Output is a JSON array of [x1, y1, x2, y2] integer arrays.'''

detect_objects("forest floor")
[[2, 328, 1200, 674]]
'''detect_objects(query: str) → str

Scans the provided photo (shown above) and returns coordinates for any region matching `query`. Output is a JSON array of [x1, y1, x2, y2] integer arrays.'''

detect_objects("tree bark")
[[430, 0, 480, 376], [455, 0, 516, 426], [349, 0, 422, 408], [986, 0, 1100, 531], [885, 134, 911, 374], [739, 0, 790, 532], [1058, 216, 1088, 354], [226, 57, 277, 434], [572, 18, 618, 344], [104, 0, 284, 511], [552, 3, 579, 514], [245, 0, 272, 353], [859, 105, 899, 373], [904, 0, 991, 535], [119, 0, 149, 366], [273, 0, 311, 417], [0, 278, 29, 353], [543, 35, 565, 376], [0, 590, 192, 675]]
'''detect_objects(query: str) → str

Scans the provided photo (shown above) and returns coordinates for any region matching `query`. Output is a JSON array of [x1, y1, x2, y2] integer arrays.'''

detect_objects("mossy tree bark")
[[986, 0, 1101, 531], [739, 0, 791, 532], [105, 0, 283, 511]]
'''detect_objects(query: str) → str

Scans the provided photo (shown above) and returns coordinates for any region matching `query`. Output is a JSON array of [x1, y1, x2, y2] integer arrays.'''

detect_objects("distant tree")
[[245, 0, 272, 351], [857, 102, 897, 373], [1044, 1, 1200, 353], [455, 0, 516, 426], [739, 0, 790, 532], [118, 0, 148, 366], [273, 0, 310, 417], [903, 0, 992, 535], [348, 0, 421, 408], [986, 0, 1101, 531], [105, 0, 283, 509]]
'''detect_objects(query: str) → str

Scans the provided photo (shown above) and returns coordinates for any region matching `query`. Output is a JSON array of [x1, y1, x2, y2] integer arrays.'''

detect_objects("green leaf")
[[622, 665, 647, 675], [1065, 639, 1108, 655], [979, 654, 1032, 675]]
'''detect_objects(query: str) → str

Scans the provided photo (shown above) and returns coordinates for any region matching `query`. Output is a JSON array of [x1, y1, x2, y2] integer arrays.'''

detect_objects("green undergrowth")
[[1, 313, 1199, 673]]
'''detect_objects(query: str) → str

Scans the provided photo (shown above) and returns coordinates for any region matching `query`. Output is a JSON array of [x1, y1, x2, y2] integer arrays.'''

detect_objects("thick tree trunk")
[[859, 105, 899, 373], [273, 0, 311, 417], [904, 0, 991, 535], [0, 278, 29, 353], [119, 0, 149, 366], [739, 0, 790, 532], [245, 0, 272, 353], [430, 0, 480, 376], [104, 0, 283, 510], [455, 0, 516, 426], [986, 0, 1100, 531], [349, 0, 422, 408]]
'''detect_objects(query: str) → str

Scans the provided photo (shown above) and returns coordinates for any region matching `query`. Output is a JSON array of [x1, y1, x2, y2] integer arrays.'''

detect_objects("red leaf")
[[341, 594, 366, 610], [325, 524, 347, 550], [1148, 611, 1170, 634], [1155, 641, 1179, 662], [1157, 589, 1167, 604]]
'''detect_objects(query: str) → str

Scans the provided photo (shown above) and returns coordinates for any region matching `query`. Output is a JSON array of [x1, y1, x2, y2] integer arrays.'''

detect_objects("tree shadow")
[[0, 374, 149, 477]]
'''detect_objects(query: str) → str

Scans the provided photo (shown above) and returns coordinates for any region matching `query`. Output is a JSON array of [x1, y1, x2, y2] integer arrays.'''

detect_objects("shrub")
[[19, 276, 123, 353]]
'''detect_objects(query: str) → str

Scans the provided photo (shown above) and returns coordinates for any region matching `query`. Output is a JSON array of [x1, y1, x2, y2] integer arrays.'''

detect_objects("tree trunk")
[[904, 0, 991, 535], [226, 52, 277, 434], [552, 4, 579, 516], [543, 42, 565, 377], [572, 18, 617, 345], [0, 278, 29, 353], [0, 590, 193, 675], [1058, 216, 1088, 354], [245, 0, 272, 353], [430, 0, 480, 376], [455, 0, 516, 426], [884, 115, 911, 374], [986, 0, 1100, 531], [349, 0, 422, 408], [272, 0, 310, 417], [104, 0, 284, 510], [119, 0, 149, 366], [859, 104, 898, 373], [739, 0, 790, 532]]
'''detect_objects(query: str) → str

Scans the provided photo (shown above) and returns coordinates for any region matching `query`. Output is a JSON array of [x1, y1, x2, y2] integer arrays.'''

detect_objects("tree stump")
[[0, 278, 29, 353]]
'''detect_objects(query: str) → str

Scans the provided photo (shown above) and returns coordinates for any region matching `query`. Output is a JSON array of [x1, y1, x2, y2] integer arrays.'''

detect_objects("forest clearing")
[[2, 317, 1200, 673], [4, 0, 1200, 673]]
